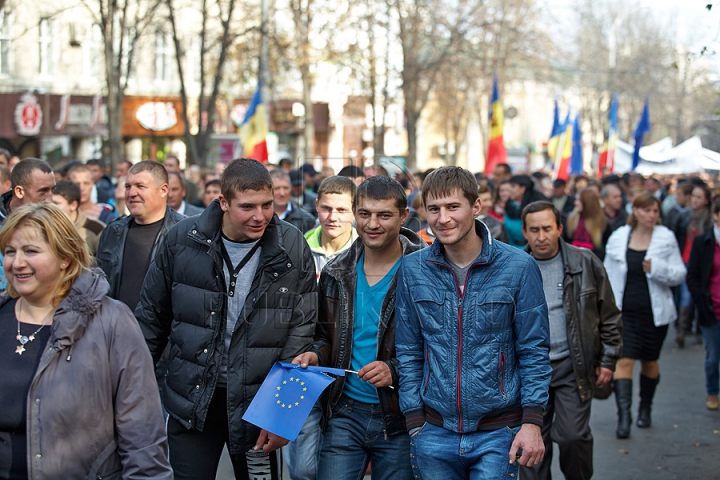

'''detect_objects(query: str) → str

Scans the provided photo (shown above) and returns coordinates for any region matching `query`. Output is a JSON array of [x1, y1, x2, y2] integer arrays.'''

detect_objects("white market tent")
[[613, 136, 720, 174]]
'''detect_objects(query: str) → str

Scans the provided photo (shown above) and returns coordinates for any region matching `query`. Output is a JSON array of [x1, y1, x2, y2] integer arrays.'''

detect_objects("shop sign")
[[15, 93, 43, 136], [136, 102, 178, 131]]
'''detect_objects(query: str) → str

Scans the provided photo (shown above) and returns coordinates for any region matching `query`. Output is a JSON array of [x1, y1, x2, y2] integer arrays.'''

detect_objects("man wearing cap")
[[290, 169, 318, 217], [301, 163, 319, 192], [338, 165, 366, 186], [551, 179, 574, 219]]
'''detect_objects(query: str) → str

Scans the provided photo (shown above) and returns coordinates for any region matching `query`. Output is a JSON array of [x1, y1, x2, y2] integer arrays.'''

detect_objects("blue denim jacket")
[[395, 220, 551, 434]]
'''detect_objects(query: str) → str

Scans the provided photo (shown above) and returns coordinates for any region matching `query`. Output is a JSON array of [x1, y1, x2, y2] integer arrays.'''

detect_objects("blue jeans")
[[283, 404, 322, 480], [700, 321, 720, 395], [317, 395, 413, 480], [410, 422, 520, 480]]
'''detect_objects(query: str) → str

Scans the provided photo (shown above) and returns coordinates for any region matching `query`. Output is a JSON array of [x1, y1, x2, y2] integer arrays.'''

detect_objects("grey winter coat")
[[3, 269, 172, 480]]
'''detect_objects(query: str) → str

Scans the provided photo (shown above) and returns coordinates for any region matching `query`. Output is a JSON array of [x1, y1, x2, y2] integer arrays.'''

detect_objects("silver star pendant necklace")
[[15, 299, 53, 355]]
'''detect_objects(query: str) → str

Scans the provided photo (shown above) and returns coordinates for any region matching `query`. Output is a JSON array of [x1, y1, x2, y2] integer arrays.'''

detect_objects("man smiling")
[[136, 158, 317, 480], [395, 166, 551, 480]]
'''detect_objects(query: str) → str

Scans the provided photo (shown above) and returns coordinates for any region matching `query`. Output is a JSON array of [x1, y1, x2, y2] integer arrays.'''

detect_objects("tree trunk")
[[406, 110, 419, 169]]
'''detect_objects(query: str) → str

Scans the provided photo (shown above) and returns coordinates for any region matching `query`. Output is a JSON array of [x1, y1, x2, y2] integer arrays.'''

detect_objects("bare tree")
[[167, 0, 247, 167]]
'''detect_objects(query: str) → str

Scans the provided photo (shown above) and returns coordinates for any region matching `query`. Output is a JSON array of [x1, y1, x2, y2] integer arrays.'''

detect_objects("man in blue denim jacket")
[[395, 166, 551, 479]]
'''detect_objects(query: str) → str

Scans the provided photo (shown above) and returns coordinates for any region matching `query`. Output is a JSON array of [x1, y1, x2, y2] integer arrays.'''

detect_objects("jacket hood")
[[323, 227, 425, 277], [52, 268, 110, 350]]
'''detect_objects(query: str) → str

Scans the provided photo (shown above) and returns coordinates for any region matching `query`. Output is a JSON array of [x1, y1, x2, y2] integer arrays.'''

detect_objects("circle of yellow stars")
[[275, 376, 308, 409]]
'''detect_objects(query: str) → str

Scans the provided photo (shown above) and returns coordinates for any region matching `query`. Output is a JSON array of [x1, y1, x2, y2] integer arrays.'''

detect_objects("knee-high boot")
[[637, 374, 659, 428], [614, 379, 632, 439]]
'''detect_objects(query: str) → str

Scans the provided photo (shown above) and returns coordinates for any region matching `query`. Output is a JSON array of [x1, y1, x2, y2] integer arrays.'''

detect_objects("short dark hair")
[[521, 201, 562, 228], [269, 169, 291, 184], [278, 158, 293, 168], [167, 171, 186, 189], [355, 175, 407, 211], [422, 166, 479, 207], [494, 164, 511, 175], [221, 158, 273, 202], [66, 163, 92, 179], [205, 179, 221, 190], [11, 158, 53, 189], [86, 158, 105, 169], [0, 165, 9, 185], [53, 180, 81, 206], [338, 165, 365, 178], [0, 148, 11, 162], [128, 160, 169, 186], [318, 176, 356, 201], [677, 182, 695, 196], [478, 184, 491, 195]]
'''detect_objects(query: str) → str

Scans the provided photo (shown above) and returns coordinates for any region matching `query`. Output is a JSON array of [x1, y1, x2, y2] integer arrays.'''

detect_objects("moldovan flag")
[[485, 75, 507, 175], [243, 362, 343, 441], [554, 113, 572, 181], [239, 82, 269, 162], [598, 93, 618, 175], [547, 99, 562, 168], [632, 98, 651, 171]]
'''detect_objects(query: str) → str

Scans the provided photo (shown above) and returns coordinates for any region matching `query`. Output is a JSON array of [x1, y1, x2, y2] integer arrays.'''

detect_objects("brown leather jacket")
[[528, 239, 622, 401], [4, 269, 172, 480], [313, 229, 425, 435]]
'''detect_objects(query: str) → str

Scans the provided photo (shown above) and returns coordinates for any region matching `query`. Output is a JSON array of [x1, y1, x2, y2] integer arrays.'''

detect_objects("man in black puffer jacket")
[[136, 159, 318, 480]]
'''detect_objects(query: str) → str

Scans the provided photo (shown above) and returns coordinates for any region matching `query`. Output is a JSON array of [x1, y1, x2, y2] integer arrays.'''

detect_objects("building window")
[[83, 24, 103, 80], [155, 30, 171, 81], [0, 10, 11, 75], [38, 17, 54, 76], [185, 34, 201, 85]]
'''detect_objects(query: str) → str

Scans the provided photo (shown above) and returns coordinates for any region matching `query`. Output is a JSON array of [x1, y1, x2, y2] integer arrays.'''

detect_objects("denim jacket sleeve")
[[395, 262, 427, 431], [513, 256, 551, 424]]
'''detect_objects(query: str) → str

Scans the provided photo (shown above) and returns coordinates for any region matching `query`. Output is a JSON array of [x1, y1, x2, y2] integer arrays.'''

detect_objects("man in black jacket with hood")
[[136, 158, 317, 480]]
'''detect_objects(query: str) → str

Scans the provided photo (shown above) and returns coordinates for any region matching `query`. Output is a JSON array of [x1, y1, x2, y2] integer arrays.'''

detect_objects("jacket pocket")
[[475, 291, 515, 334], [415, 290, 446, 334], [498, 352, 507, 401]]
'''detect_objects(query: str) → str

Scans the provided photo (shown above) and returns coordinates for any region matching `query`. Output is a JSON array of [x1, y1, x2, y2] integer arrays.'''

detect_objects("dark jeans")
[[167, 388, 279, 480], [520, 356, 593, 480]]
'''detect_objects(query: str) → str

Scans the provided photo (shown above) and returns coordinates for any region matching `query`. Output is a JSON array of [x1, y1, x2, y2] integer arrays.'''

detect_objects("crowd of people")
[[0, 149, 717, 480]]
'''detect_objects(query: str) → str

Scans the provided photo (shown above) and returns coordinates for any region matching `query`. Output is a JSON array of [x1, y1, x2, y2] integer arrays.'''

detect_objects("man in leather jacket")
[[293, 176, 424, 480], [521, 201, 622, 480]]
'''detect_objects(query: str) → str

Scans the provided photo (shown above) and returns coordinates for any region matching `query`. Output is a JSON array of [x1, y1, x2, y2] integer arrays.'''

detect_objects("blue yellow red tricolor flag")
[[239, 81, 269, 162], [485, 75, 507, 175], [597, 93, 618, 175], [632, 98, 651, 171], [243, 362, 342, 441], [547, 99, 562, 168], [553, 113, 572, 181]]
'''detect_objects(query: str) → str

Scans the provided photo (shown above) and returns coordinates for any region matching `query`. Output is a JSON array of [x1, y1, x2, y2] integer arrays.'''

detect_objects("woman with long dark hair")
[[565, 188, 611, 260], [604, 193, 686, 439]]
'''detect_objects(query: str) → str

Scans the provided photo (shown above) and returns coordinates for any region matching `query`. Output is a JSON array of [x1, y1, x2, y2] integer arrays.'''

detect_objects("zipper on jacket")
[[423, 346, 432, 394], [499, 352, 507, 400]]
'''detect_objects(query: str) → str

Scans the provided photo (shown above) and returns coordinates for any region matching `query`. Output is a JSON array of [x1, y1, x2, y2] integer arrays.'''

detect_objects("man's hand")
[[595, 366, 613, 386], [254, 429, 289, 453], [291, 352, 319, 368], [508, 424, 544, 467], [357, 361, 393, 388]]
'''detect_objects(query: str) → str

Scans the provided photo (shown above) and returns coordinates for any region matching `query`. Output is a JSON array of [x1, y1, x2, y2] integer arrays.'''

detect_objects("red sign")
[[14, 93, 43, 136]]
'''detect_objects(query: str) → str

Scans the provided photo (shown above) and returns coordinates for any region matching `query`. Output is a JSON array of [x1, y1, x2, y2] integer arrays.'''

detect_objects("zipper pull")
[[458, 297, 463, 308]]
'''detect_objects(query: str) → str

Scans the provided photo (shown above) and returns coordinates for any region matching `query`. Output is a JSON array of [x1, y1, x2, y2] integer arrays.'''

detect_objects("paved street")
[[217, 330, 720, 479]]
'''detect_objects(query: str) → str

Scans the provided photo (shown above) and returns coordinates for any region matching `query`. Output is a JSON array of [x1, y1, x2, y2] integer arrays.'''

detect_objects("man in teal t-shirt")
[[293, 176, 425, 480]]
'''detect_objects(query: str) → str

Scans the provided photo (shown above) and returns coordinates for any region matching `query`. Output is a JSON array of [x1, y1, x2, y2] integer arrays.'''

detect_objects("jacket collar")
[[187, 199, 286, 265], [323, 227, 426, 278], [0, 268, 110, 350], [425, 219, 493, 266], [524, 237, 581, 274]]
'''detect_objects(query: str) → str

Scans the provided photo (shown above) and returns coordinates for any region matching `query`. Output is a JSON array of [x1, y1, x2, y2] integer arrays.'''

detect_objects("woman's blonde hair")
[[567, 188, 607, 248], [0, 203, 91, 306]]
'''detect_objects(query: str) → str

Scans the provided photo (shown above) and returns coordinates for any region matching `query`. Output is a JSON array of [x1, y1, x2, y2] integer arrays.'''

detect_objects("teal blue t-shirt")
[[343, 252, 402, 404]]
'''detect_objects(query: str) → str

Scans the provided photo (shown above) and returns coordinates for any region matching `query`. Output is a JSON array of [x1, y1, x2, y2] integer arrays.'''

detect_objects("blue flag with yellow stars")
[[243, 362, 341, 441]]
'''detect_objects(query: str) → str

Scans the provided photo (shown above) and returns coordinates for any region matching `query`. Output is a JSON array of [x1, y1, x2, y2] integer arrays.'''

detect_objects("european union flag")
[[243, 362, 342, 441]]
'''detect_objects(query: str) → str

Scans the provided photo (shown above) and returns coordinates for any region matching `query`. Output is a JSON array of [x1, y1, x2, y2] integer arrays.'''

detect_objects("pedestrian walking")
[[686, 198, 720, 411], [521, 201, 622, 480], [604, 193, 686, 438], [136, 158, 317, 480], [396, 166, 551, 480], [0, 203, 172, 479]]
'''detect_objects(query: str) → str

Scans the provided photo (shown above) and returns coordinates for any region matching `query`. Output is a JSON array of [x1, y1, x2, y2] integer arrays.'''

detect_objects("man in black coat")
[[136, 159, 317, 480]]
